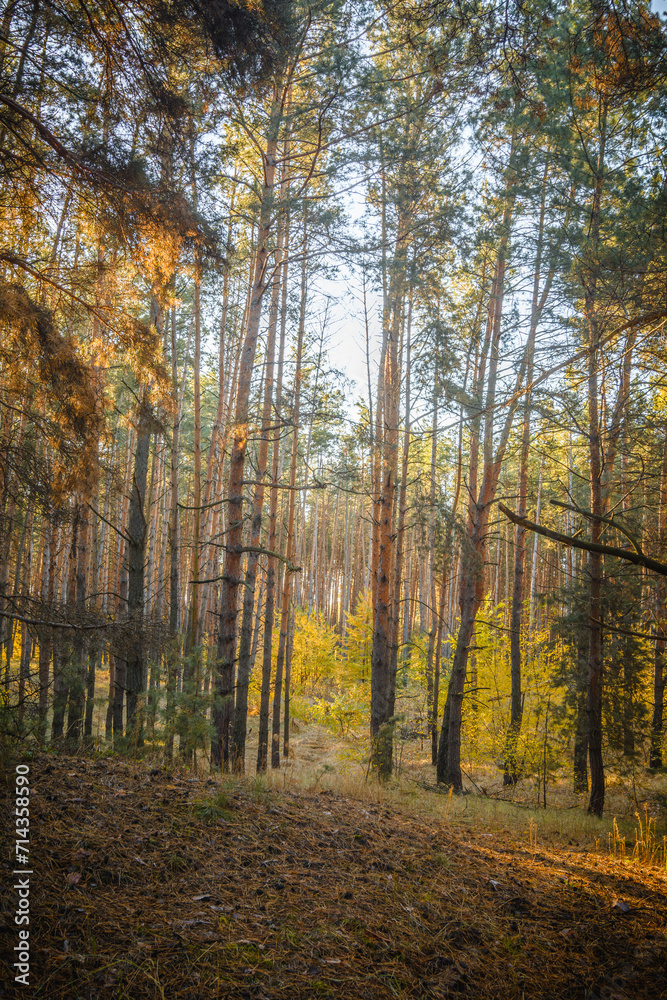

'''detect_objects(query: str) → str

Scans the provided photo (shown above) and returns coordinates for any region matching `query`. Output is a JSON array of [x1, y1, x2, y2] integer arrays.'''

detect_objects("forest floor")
[[2, 745, 667, 1000]]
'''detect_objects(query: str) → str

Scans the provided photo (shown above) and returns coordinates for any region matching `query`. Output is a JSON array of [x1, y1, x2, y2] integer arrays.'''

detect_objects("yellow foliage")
[[458, 597, 565, 777], [290, 609, 340, 693], [342, 590, 373, 683]]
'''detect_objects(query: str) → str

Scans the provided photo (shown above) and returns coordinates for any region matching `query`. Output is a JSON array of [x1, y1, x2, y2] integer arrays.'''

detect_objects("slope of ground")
[[1, 752, 666, 1000]]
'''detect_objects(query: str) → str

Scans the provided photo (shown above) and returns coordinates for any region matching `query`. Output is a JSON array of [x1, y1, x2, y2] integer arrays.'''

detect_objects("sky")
[[325, 0, 667, 423]]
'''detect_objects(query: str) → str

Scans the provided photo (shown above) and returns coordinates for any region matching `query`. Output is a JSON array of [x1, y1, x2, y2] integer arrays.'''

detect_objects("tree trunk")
[[425, 383, 437, 754], [213, 91, 283, 769], [392, 292, 412, 699], [67, 500, 89, 744], [185, 263, 203, 658], [166, 304, 181, 759], [504, 161, 551, 784], [650, 433, 667, 768], [232, 199, 283, 771], [573, 632, 589, 793], [370, 261, 403, 778], [257, 197, 290, 773], [37, 518, 54, 744], [84, 509, 99, 739], [583, 99, 607, 819], [435, 127, 536, 791], [125, 398, 152, 737], [272, 220, 306, 769], [436, 253, 503, 788]]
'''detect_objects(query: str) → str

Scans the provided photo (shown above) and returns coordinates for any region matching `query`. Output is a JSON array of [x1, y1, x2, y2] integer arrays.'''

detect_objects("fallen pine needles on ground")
[[1, 752, 666, 999]]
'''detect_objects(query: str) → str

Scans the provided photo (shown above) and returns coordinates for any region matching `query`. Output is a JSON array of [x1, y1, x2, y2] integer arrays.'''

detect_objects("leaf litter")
[[1, 752, 666, 999]]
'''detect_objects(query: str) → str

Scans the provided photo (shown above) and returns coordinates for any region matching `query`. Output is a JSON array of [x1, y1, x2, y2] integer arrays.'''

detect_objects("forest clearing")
[[1, 750, 667, 999], [3, 0, 667, 994]]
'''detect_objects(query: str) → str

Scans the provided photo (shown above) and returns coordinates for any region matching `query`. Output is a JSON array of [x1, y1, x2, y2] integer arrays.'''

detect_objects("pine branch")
[[498, 503, 667, 577]]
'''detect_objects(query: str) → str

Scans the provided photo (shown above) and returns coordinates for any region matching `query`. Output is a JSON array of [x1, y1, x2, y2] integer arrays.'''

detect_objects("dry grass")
[[35, 698, 667, 860], [8, 656, 666, 857], [11, 675, 666, 861], [260, 723, 667, 864]]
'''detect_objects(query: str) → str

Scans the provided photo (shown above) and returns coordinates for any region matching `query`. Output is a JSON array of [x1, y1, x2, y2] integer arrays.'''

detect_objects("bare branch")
[[550, 499, 643, 555], [498, 503, 667, 577], [590, 618, 667, 643], [0, 610, 137, 630], [190, 546, 302, 585]]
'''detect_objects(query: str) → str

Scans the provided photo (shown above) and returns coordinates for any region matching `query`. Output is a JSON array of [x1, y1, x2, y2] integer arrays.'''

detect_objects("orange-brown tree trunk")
[[370, 255, 404, 777], [212, 91, 283, 769], [231, 198, 285, 771], [651, 432, 667, 768], [271, 225, 306, 768]]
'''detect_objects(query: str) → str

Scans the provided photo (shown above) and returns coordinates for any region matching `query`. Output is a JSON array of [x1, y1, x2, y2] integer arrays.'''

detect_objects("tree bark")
[[425, 381, 438, 755], [232, 198, 283, 771], [37, 517, 54, 744], [504, 161, 552, 784], [257, 197, 290, 773], [125, 398, 152, 738], [213, 89, 283, 769], [583, 99, 607, 818], [651, 433, 667, 767], [370, 261, 403, 778], [272, 220, 306, 768], [66, 499, 88, 744]]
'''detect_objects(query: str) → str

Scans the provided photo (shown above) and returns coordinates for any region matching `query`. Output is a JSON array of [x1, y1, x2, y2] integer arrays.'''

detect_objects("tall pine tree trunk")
[[504, 161, 552, 784], [232, 201, 283, 771], [272, 223, 306, 768], [257, 201, 289, 773], [651, 433, 667, 768], [582, 99, 607, 818], [125, 397, 152, 737], [213, 90, 283, 769], [370, 254, 404, 777]]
